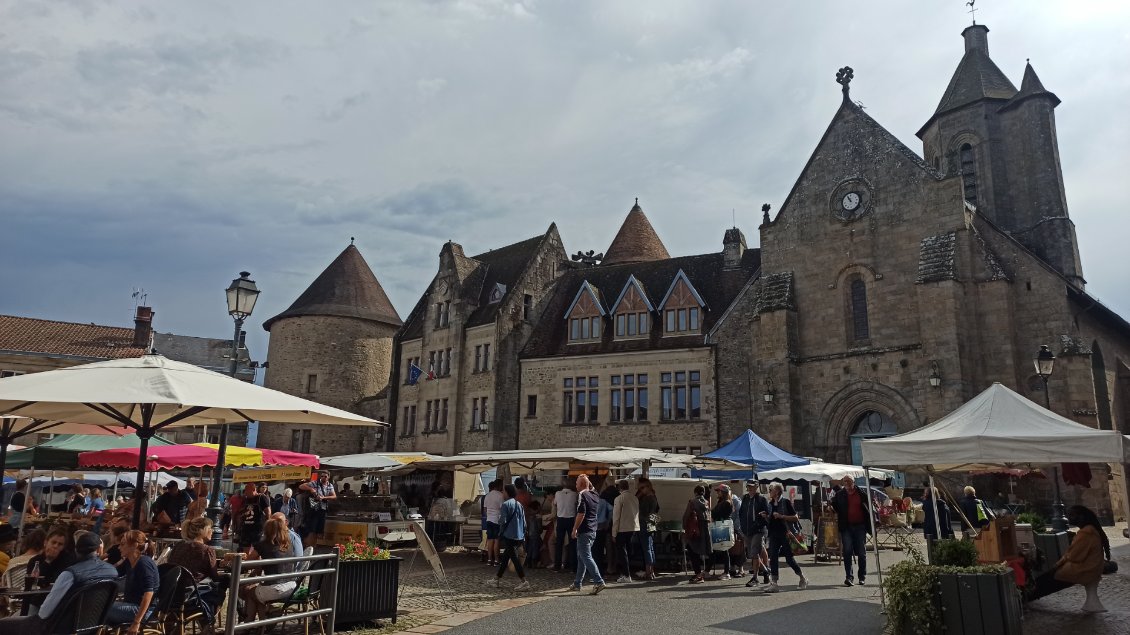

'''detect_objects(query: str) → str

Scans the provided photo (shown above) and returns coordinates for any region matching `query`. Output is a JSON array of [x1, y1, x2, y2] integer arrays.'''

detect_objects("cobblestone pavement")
[[334, 526, 1130, 634]]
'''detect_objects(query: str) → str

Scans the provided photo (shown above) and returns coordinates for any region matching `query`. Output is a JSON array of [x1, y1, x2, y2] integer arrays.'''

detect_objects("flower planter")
[[334, 556, 401, 625], [937, 570, 1021, 635]]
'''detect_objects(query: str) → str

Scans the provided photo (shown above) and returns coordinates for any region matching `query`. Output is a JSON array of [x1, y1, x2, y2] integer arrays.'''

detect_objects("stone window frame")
[[526, 394, 538, 418], [403, 356, 421, 384], [305, 373, 318, 393], [838, 266, 875, 348], [609, 373, 649, 425], [434, 300, 451, 329], [470, 397, 490, 431], [657, 270, 706, 337], [562, 376, 600, 425], [658, 370, 702, 422], [401, 404, 417, 437], [290, 429, 312, 454]]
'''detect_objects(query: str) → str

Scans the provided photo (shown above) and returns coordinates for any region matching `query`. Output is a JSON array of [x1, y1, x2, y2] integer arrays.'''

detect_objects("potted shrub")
[[333, 538, 401, 625], [883, 537, 1020, 635]]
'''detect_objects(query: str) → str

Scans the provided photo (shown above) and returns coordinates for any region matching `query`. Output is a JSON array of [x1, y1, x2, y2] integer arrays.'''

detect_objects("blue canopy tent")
[[693, 429, 809, 479]]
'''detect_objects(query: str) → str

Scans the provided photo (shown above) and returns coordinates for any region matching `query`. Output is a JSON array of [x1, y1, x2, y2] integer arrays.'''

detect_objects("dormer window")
[[609, 275, 653, 340], [563, 281, 605, 343], [658, 270, 705, 336], [488, 283, 507, 304]]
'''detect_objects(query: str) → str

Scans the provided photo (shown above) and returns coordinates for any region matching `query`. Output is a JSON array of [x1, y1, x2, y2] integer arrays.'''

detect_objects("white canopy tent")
[[0, 354, 384, 526], [759, 462, 895, 483], [860, 383, 1130, 470], [411, 447, 740, 474], [320, 452, 441, 474], [859, 382, 1130, 606]]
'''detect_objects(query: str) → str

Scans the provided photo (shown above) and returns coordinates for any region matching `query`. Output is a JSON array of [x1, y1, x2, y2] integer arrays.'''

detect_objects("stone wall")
[[260, 314, 396, 457]]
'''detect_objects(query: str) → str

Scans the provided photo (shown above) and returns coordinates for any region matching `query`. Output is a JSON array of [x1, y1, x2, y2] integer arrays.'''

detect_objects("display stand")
[[815, 512, 842, 562], [973, 517, 1018, 563], [402, 522, 458, 611]]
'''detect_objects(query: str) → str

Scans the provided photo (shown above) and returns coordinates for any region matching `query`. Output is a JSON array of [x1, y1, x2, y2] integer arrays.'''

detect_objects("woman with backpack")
[[763, 482, 808, 593], [682, 484, 712, 584]]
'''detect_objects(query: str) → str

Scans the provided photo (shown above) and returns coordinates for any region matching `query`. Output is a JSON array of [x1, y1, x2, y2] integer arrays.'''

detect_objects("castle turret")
[[602, 199, 671, 266], [260, 243, 402, 455]]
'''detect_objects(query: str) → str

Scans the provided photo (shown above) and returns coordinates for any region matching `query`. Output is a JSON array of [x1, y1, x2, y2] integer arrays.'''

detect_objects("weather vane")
[[966, 0, 977, 25]]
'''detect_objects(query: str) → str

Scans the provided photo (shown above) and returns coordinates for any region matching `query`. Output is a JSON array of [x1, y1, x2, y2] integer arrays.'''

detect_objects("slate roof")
[[999, 62, 1060, 112], [263, 244, 402, 331], [934, 47, 1017, 115], [521, 249, 760, 358], [151, 332, 255, 380], [602, 201, 671, 265], [0, 315, 148, 360], [756, 272, 795, 313], [398, 230, 551, 341]]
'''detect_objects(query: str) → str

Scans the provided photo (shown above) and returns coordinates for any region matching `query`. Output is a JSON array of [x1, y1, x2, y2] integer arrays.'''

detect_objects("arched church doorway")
[[849, 410, 897, 465]]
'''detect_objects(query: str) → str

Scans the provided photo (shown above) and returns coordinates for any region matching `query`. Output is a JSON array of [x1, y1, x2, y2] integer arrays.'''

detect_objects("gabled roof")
[[999, 61, 1060, 112], [563, 281, 606, 318], [603, 200, 671, 266], [608, 275, 654, 314], [0, 315, 148, 360], [263, 244, 402, 331], [523, 249, 760, 359], [657, 269, 707, 310]]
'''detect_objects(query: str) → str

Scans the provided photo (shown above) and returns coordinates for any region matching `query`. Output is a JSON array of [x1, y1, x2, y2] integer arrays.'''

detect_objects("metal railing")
[[223, 550, 339, 634]]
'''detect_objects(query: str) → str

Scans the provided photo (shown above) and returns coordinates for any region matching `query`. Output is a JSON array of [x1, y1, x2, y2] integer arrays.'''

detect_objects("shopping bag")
[[709, 519, 735, 551], [787, 530, 810, 555]]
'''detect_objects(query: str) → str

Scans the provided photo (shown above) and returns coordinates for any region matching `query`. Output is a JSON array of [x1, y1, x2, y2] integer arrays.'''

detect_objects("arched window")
[[850, 277, 869, 341], [959, 143, 977, 205], [849, 410, 897, 464]]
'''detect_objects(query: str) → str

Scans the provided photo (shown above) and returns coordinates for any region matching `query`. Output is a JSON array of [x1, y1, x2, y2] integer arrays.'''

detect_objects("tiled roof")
[[0, 315, 148, 360], [263, 244, 402, 331], [602, 201, 671, 266], [521, 248, 760, 358], [916, 232, 958, 284], [151, 332, 254, 379]]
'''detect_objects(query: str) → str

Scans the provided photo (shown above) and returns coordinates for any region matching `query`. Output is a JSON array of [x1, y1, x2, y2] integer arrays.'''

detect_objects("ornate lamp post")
[[208, 272, 260, 546], [1034, 344, 1069, 532]]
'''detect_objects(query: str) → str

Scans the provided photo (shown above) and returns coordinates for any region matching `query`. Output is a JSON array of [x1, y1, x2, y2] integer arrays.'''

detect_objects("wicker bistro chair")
[[107, 564, 204, 635], [40, 579, 119, 635]]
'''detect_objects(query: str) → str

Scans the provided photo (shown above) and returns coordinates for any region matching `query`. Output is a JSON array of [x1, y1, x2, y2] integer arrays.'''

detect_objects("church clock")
[[830, 178, 874, 222]]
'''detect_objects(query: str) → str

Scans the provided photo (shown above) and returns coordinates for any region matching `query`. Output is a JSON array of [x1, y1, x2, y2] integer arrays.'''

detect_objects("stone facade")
[[391, 225, 567, 455], [519, 348, 716, 452]]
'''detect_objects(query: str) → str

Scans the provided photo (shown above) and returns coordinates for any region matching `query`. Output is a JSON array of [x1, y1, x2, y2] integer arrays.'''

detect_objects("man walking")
[[740, 480, 771, 587], [569, 474, 606, 594], [611, 479, 639, 583], [831, 475, 871, 586], [553, 478, 578, 572]]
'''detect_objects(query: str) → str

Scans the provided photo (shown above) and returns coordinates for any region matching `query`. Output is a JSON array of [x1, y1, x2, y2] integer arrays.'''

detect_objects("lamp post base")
[[1050, 466, 1069, 533]]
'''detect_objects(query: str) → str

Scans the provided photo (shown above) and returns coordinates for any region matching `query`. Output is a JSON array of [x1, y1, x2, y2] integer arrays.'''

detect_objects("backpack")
[[682, 500, 701, 542]]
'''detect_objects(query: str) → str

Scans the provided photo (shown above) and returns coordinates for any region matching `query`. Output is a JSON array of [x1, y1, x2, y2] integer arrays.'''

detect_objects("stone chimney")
[[723, 227, 747, 268], [962, 24, 989, 55], [133, 306, 154, 348]]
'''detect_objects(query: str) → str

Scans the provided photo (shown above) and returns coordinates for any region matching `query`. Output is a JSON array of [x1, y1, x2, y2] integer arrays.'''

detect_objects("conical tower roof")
[[1000, 61, 1060, 111], [263, 244, 402, 331], [602, 199, 670, 266], [933, 48, 1017, 115]]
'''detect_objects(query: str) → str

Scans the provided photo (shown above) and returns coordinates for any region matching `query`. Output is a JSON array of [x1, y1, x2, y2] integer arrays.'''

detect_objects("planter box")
[[335, 557, 401, 625], [938, 570, 1021, 635]]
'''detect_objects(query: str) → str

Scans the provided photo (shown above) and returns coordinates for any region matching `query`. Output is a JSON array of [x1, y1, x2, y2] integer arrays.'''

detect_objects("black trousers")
[[615, 531, 635, 576], [496, 538, 525, 579]]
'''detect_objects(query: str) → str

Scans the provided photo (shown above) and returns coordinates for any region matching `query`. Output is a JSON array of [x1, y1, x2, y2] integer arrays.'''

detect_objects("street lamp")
[[208, 272, 260, 547], [1033, 344, 1069, 532], [762, 377, 775, 404]]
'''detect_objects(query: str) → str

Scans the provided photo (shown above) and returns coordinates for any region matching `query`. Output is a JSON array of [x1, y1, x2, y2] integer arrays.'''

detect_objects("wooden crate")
[[974, 517, 1018, 562]]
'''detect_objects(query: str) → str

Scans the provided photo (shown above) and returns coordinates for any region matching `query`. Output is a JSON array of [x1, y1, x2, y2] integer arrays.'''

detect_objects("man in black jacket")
[[739, 480, 772, 587], [831, 476, 872, 586]]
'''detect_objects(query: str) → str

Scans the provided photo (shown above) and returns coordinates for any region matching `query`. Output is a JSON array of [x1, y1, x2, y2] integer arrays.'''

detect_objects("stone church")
[[261, 24, 1130, 519]]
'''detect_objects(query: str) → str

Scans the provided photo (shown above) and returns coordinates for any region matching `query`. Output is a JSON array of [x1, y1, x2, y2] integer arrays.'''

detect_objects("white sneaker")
[[616, 575, 631, 583], [484, 577, 501, 588], [798, 576, 809, 590], [764, 581, 780, 593], [515, 580, 531, 591], [720, 574, 731, 581]]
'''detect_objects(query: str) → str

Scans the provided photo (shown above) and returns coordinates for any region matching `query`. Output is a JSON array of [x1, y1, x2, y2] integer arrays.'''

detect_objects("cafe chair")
[[269, 548, 324, 635], [107, 564, 196, 635], [40, 579, 118, 635]]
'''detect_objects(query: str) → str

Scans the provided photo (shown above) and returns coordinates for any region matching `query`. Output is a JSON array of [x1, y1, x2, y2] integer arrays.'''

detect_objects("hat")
[[75, 531, 103, 555], [0, 525, 17, 544]]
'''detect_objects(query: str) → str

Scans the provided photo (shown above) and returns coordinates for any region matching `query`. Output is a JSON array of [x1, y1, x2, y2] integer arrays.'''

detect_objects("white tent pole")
[[929, 472, 941, 561], [865, 466, 884, 608]]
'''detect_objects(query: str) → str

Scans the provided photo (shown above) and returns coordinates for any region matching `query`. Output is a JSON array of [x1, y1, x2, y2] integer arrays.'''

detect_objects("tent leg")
[[929, 472, 942, 562], [865, 467, 885, 609]]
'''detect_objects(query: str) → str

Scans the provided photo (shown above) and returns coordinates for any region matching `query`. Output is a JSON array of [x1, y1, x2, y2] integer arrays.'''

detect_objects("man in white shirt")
[[483, 480, 505, 567], [553, 478, 579, 572]]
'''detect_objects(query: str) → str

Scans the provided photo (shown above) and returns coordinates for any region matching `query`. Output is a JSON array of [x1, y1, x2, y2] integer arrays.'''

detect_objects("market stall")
[[695, 429, 810, 479]]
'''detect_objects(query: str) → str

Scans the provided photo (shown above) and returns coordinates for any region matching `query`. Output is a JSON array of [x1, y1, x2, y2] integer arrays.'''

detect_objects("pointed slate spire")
[[263, 244, 402, 331], [602, 199, 671, 266], [999, 59, 1061, 112], [932, 25, 1017, 116]]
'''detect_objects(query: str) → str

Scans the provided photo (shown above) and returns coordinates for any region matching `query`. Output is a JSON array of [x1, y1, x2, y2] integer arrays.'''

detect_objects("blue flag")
[[407, 363, 423, 386]]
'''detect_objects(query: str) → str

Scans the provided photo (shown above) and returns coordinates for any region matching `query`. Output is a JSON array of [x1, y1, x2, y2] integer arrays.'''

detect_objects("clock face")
[[830, 179, 873, 222], [842, 192, 861, 211]]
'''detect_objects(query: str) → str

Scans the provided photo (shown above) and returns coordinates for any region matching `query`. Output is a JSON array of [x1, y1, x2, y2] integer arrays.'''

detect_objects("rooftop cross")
[[836, 66, 854, 100]]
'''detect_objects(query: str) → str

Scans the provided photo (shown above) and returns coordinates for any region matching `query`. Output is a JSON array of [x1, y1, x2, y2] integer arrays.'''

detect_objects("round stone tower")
[[259, 243, 402, 456]]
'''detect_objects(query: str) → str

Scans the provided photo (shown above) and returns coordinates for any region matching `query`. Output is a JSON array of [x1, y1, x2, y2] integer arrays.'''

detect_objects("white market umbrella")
[[758, 462, 895, 483], [0, 354, 385, 525]]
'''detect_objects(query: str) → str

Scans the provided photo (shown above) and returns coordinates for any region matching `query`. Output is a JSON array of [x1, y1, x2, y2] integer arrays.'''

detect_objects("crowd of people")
[[0, 470, 344, 632]]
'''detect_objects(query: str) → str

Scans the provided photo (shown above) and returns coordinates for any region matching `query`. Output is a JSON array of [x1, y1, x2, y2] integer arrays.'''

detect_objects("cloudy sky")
[[2, 0, 1127, 362]]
